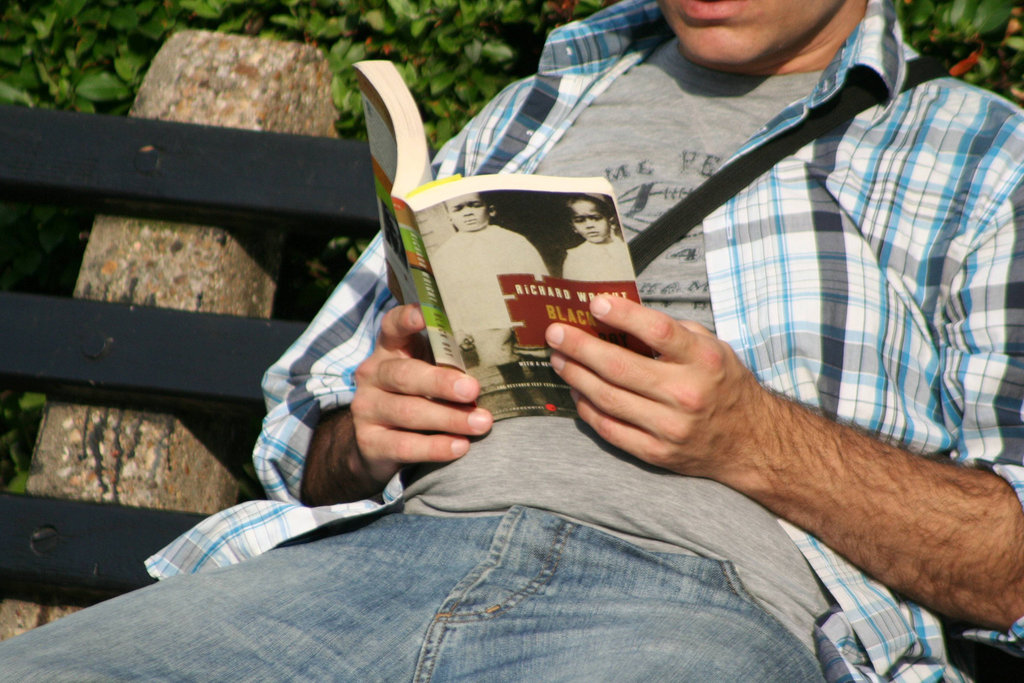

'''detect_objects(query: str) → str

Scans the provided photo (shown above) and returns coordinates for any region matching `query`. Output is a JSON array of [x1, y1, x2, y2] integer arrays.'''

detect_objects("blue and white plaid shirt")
[[147, 0, 1024, 679]]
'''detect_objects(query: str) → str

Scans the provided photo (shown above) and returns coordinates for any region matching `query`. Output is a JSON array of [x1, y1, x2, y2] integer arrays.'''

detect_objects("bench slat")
[[0, 104, 379, 236], [0, 291, 307, 413], [0, 492, 205, 596]]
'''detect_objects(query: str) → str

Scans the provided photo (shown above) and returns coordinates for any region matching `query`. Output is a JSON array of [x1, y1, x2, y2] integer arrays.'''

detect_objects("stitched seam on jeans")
[[438, 505, 528, 617], [413, 518, 574, 681], [414, 620, 449, 683], [414, 507, 530, 682], [442, 518, 572, 623]]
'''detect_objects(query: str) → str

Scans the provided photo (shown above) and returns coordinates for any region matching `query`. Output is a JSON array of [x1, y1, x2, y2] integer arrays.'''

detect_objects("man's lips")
[[677, 0, 747, 22]]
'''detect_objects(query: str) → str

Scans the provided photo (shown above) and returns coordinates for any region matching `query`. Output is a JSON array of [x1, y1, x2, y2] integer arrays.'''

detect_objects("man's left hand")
[[545, 295, 775, 491]]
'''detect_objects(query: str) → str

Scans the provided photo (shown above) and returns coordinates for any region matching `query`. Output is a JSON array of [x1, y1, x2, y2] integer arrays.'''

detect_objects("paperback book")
[[355, 60, 648, 420]]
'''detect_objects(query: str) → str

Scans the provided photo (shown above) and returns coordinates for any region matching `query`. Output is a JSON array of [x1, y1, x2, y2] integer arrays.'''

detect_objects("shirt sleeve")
[[253, 233, 397, 504], [941, 183, 1024, 651]]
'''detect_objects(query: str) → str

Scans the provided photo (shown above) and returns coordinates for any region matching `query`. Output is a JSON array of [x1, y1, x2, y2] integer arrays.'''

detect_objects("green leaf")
[[0, 269, 20, 290], [34, 60, 57, 92], [137, 15, 171, 41], [0, 80, 32, 106], [0, 204, 25, 228], [110, 7, 139, 31], [31, 10, 57, 40], [363, 9, 386, 32], [971, 0, 1012, 36], [481, 41, 514, 64], [32, 205, 58, 224], [18, 392, 46, 412], [75, 71, 130, 101], [77, 6, 108, 27], [4, 470, 28, 494], [135, 0, 159, 17], [61, 0, 90, 19], [427, 69, 456, 95], [949, 0, 976, 28], [386, 0, 417, 19], [436, 30, 461, 55], [8, 63, 41, 91], [180, 0, 224, 20], [323, 18, 349, 40], [501, 4, 527, 23], [410, 16, 431, 38], [908, 0, 936, 27], [975, 53, 998, 79], [63, 47, 79, 71], [464, 39, 482, 64], [458, 0, 479, 24], [327, 38, 366, 71], [331, 73, 354, 110], [0, 45, 23, 67], [114, 51, 146, 83], [13, 250, 42, 276], [433, 117, 453, 144], [269, 13, 302, 30], [74, 29, 98, 61], [38, 221, 67, 253]]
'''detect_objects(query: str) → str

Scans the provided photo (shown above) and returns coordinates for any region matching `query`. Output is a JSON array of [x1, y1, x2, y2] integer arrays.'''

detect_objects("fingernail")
[[550, 352, 565, 372], [453, 377, 476, 401], [467, 409, 492, 433], [546, 324, 564, 346], [591, 296, 611, 317], [451, 439, 470, 457]]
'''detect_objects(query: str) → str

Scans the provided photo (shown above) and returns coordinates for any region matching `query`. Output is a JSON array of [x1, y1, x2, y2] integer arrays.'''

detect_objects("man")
[[2, 0, 1022, 680], [560, 194, 635, 281], [429, 191, 548, 366]]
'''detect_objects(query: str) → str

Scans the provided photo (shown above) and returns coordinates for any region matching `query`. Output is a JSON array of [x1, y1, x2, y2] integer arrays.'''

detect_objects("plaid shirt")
[[146, 0, 1024, 679]]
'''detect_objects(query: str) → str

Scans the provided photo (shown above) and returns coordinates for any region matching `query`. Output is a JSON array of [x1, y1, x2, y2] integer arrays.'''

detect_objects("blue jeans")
[[0, 506, 824, 681]]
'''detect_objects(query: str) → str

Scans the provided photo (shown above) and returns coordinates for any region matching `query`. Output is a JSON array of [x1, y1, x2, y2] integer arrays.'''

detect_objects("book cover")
[[355, 60, 648, 420]]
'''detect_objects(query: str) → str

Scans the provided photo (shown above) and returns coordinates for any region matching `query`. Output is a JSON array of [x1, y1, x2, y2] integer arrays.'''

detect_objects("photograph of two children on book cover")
[[413, 188, 645, 421]]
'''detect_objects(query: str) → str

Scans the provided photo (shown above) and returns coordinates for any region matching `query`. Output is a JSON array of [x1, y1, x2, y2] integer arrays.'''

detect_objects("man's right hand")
[[300, 304, 493, 506]]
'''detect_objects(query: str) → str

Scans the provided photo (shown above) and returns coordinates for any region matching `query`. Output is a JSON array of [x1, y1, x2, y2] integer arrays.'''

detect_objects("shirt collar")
[[734, 0, 912, 155], [812, 0, 911, 108], [536, 0, 671, 76]]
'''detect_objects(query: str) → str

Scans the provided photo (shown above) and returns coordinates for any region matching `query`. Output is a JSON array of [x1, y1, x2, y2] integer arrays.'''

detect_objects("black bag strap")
[[628, 57, 947, 273]]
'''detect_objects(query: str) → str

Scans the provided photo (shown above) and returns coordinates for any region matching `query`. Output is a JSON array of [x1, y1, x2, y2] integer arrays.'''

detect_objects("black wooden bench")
[[0, 103, 1020, 679], [0, 103, 377, 598]]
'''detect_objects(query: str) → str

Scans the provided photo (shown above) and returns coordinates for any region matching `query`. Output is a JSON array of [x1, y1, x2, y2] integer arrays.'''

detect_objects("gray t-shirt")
[[405, 41, 831, 649]]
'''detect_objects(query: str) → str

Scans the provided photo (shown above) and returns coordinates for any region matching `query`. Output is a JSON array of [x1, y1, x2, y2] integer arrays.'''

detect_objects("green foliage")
[[0, 391, 45, 493], [0, 203, 91, 293], [275, 233, 372, 321], [0, 0, 599, 139], [1, 0, 170, 115], [318, 0, 606, 144], [897, 0, 1023, 103]]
